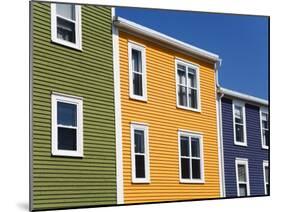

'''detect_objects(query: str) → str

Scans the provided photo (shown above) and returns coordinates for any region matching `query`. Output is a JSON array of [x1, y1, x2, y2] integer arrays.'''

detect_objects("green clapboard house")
[[30, 2, 116, 210]]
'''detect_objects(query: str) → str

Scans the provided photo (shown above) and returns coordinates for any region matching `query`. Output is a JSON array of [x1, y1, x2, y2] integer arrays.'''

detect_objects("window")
[[131, 123, 150, 183], [178, 131, 204, 183], [233, 101, 247, 146], [128, 42, 147, 101], [260, 109, 269, 149], [176, 59, 200, 111], [235, 158, 250, 197], [51, 3, 82, 50], [52, 93, 83, 157], [263, 161, 269, 195]]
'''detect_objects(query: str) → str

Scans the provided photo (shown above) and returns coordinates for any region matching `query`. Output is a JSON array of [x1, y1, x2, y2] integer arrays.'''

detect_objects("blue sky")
[[116, 8, 269, 100]]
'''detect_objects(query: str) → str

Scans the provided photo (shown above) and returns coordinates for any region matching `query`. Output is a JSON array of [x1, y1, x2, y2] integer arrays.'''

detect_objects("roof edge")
[[218, 87, 268, 106], [113, 16, 221, 63]]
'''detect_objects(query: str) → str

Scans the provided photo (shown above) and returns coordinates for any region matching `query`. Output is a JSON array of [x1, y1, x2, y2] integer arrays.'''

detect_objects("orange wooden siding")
[[119, 31, 220, 203]]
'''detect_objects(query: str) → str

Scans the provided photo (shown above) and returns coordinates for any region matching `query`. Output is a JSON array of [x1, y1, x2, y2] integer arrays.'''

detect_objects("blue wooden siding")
[[221, 97, 269, 197]]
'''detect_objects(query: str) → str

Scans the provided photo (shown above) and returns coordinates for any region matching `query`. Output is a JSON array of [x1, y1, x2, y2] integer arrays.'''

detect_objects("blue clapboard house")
[[218, 87, 269, 197]]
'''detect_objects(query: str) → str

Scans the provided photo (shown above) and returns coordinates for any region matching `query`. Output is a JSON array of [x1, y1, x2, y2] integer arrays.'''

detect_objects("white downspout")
[[215, 59, 226, 197]]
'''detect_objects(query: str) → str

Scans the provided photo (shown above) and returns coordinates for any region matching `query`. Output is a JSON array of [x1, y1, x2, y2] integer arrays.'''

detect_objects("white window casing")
[[51, 3, 82, 50], [235, 158, 250, 196], [51, 93, 83, 157], [175, 58, 201, 112], [263, 160, 269, 195], [131, 123, 150, 183], [128, 41, 147, 101], [178, 130, 204, 183], [260, 107, 269, 149], [232, 100, 247, 146]]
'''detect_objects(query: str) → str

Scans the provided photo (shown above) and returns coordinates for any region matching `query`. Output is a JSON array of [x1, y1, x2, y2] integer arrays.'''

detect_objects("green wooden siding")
[[31, 2, 116, 210]]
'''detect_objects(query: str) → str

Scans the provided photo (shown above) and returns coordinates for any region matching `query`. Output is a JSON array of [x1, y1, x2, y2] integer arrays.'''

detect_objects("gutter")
[[218, 87, 268, 106], [113, 16, 221, 63]]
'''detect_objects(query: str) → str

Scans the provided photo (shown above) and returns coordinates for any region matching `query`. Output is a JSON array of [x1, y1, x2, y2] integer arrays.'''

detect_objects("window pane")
[[238, 164, 246, 182], [265, 166, 269, 183], [132, 49, 142, 73], [57, 17, 76, 43], [177, 64, 186, 71], [181, 158, 190, 179], [133, 73, 143, 96], [188, 88, 197, 109], [262, 119, 268, 129], [56, 4, 75, 20], [57, 102, 77, 126], [266, 184, 270, 195], [235, 106, 243, 122], [235, 124, 244, 142], [178, 85, 187, 106], [263, 130, 269, 146], [180, 136, 189, 157], [135, 155, 145, 178], [58, 127, 77, 150], [188, 68, 196, 88], [239, 184, 247, 196], [191, 137, 200, 157], [134, 130, 144, 153], [192, 159, 201, 179], [177, 69, 187, 85]]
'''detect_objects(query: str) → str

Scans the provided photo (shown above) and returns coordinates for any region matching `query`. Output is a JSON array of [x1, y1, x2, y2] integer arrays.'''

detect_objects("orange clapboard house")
[[113, 17, 222, 204]]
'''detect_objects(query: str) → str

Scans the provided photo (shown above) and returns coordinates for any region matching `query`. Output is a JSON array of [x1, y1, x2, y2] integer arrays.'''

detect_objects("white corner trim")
[[112, 14, 124, 204], [51, 3, 82, 50], [232, 100, 247, 147], [217, 93, 226, 197]]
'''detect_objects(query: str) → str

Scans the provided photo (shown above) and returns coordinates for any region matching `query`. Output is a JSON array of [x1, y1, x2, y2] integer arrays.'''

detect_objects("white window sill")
[[52, 150, 83, 158], [51, 38, 82, 51], [129, 95, 147, 102], [180, 179, 205, 184], [176, 105, 201, 113], [262, 145, 269, 150], [234, 141, 248, 147], [132, 179, 150, 184]]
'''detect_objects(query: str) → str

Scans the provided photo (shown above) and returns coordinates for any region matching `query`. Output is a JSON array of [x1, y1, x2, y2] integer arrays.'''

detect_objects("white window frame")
[[178, 130, 204, 183], [175, 58, 201, 112], [128, 41, 147, 102], [130, 123, 150, 183], [51, 3, 82, 50], [263, 160, 269, 195], [232, 100, 247, 146], [260, 107, 269, 149], [235, 158, 250, 196], [51, 93, 83, 157]]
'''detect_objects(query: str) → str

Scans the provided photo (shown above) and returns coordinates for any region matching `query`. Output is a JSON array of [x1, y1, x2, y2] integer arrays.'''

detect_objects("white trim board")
[[112, 8, 124, 204], [219, 87, 268, 106], [114, 16, 221, 63]]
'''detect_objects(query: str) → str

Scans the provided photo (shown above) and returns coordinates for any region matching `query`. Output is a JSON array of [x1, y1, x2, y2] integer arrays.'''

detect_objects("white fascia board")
[[219, 87, 268, 106], [114, 16, 221, 63]]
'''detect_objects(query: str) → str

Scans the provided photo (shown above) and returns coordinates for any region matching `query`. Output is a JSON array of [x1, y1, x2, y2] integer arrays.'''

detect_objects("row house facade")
[[30, 2, 269, 211]]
